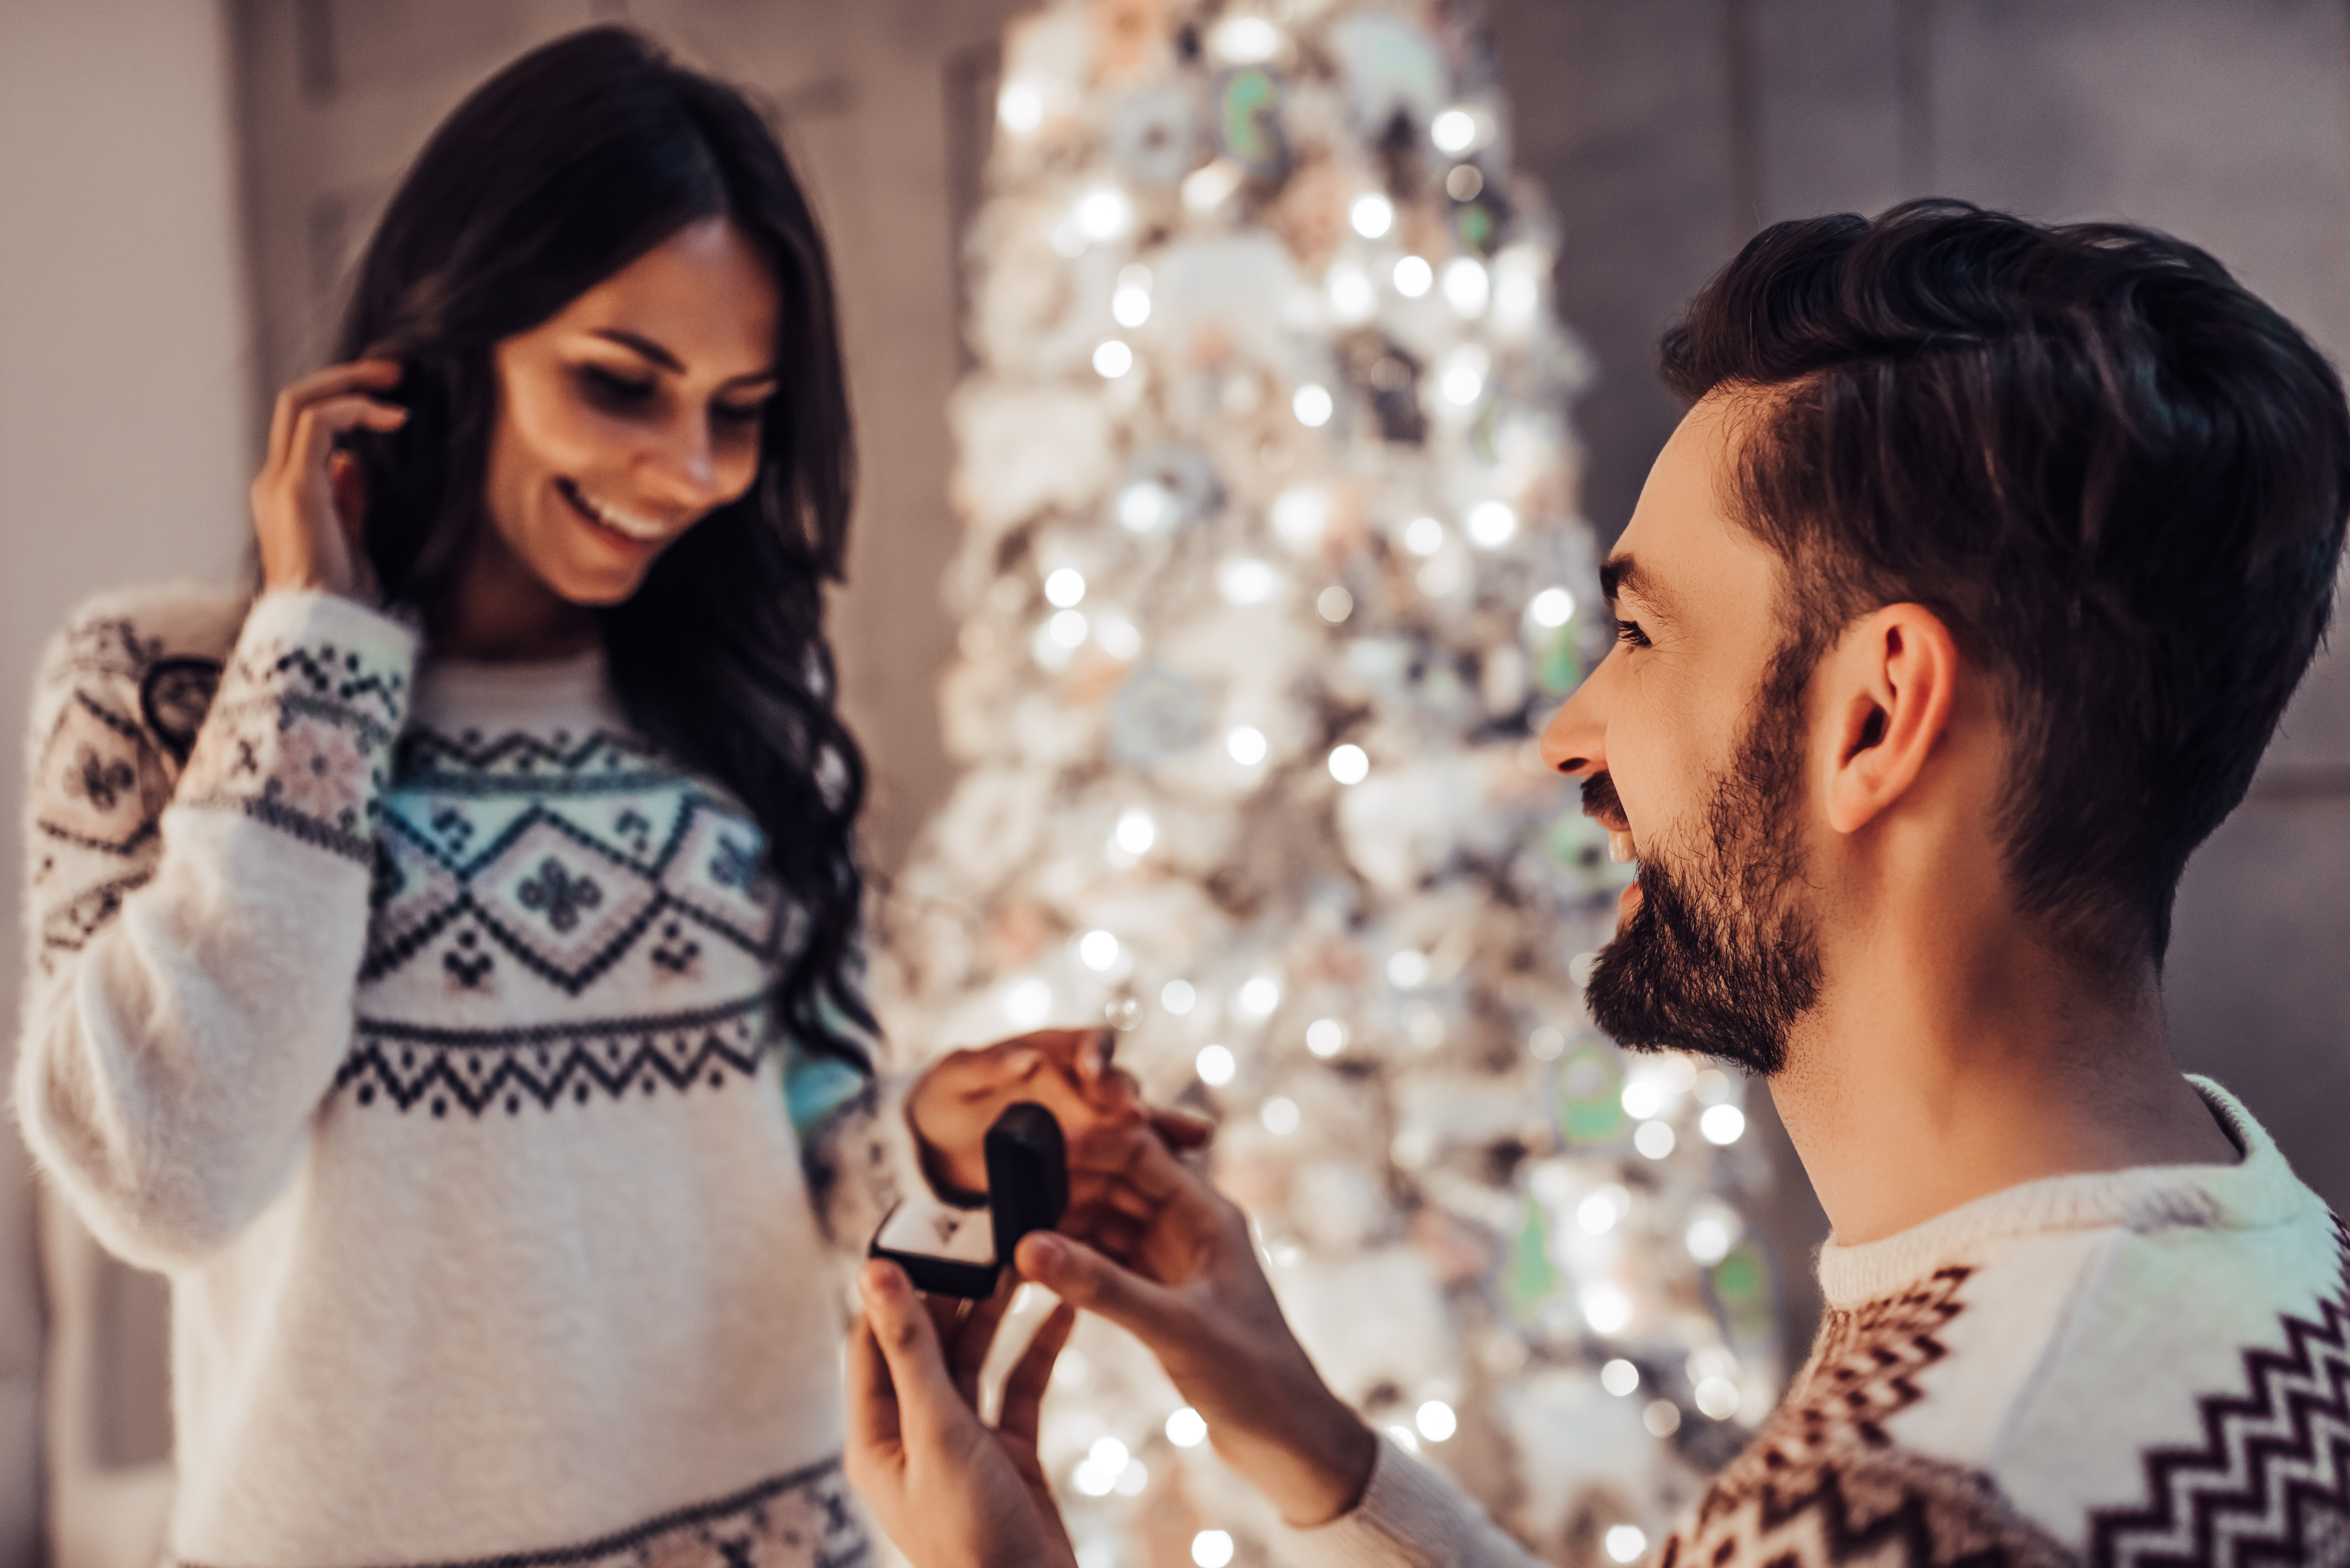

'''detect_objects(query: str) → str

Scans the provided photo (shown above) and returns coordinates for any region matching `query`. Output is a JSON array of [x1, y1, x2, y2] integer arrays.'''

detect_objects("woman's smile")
[[555, 476, 676, 547], [467, 215, 781, 627]]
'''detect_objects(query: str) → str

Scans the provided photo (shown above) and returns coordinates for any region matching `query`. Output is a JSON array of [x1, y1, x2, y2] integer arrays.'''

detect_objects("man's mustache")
[[1581, 771, 1628, 832]]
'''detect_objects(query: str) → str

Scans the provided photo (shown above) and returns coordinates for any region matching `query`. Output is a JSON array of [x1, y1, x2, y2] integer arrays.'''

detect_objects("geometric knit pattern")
[[2088, 1226, 2350, 1568], [1661, 1267, 2077, 1568], [335, 996, 769, 1118], [343, 723, 786, 1118], [21, 587, 899, 1568], [1283, 1085, 2346, 1568], [176, 604, 408, 865], [177, 1460, 872, 1568], [27, 612, 218, 973], [29, 594, 412, 997]]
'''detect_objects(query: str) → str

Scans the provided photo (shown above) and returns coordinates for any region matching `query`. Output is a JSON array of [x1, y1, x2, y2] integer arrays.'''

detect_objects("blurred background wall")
[[2, 0, 2347, 1561], [1, 0, 255, 1558]]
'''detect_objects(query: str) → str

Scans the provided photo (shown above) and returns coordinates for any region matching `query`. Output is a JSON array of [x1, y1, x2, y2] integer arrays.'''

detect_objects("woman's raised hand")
[[251, 358, 407, 602]]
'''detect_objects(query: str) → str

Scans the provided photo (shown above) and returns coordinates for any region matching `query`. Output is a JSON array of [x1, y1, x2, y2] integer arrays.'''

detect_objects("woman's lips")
[[557, 478, 663, 551]]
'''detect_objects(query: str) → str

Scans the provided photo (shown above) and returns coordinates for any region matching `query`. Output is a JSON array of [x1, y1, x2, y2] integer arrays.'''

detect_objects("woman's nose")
[[644, 415, 724, 509]]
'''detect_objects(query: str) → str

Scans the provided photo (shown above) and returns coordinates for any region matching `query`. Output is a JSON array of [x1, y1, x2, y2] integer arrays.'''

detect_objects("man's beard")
[[1581, 654, 1822, 1077]]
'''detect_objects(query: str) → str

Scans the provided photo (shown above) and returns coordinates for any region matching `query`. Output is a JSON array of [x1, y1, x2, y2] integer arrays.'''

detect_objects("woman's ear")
[[1823, 604, 1960, 835], [328, 449, 368, 544]]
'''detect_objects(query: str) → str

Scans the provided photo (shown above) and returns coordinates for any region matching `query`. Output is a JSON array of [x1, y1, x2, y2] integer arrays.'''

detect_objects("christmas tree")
[[875, 2, 1784, 1562]]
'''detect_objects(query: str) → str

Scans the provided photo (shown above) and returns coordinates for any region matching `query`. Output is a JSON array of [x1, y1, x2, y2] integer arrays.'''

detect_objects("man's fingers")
[[843, 1314, 904, 1464], [949, 1274, 1019, 1406], [856, 1260, 975, 1447], [1150, 1104, 1217, 1150], [1016, 1231, 1184, 1342], [1062, 1214, 1146, 1267], [1067, 1173, 1158, 1225], [1075, 1027, 1111, 1088], [1067, 1122, 1197, 1204], [997, 1301, 1077, 1448]]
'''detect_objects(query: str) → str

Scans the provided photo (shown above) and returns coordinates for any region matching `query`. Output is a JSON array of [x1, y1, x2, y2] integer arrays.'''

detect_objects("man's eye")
[[579, 365, 657, 407], [1613, 617, 1652, 649]]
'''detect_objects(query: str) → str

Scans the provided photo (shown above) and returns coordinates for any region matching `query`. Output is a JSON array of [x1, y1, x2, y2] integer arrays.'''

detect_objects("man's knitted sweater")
[[1283, 1078, 2348, 1568], [15, 587, 912, 1568]]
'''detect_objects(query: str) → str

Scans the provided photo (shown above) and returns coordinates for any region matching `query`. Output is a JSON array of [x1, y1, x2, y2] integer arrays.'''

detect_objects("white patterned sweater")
[[1281, 1079, 2348, 1568], [15, 586, 913, 1568]]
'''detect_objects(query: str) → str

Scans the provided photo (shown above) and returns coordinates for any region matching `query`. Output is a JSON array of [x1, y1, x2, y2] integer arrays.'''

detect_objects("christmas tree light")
[[877, 2, 1786, 1559]]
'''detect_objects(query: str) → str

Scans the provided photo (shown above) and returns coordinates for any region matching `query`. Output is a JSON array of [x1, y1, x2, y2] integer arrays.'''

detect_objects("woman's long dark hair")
[[337, 27, 875, 1074]]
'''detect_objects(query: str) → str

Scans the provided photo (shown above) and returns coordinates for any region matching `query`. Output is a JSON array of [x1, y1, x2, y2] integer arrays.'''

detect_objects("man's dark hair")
[[1659, 199, 2350, 976]]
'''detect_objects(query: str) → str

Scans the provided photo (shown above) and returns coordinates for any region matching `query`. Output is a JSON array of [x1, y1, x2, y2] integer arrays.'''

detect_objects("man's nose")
[[1537, 649, 1613, 777]]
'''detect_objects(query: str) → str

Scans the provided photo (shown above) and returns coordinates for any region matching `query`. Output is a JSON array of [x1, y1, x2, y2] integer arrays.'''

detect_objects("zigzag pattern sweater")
[[1282, 1078, 2349, 1568], [15, 586, 910, 1568]]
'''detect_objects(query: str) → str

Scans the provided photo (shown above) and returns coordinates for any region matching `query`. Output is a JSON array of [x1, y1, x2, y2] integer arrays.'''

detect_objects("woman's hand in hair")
[[844, 1259, 1078, 1568], [251, 358, 407, 604], [906, 1027, 1208, 1200]]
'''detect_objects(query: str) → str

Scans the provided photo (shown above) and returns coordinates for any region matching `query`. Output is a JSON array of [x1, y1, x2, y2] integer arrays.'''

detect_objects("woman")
[[15, 27, 1140, 1567]]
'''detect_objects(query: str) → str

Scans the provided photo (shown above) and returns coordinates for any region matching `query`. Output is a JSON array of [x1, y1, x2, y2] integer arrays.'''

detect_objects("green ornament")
[[1218, 67, 1285, 176], [1499, 1190, 1561, 1323], [1553, 1037, 1628, 1146], [1537, 622, 1582, 695], [1456, 201, 1497, 254], [1708, 1242, 1778, 1348]]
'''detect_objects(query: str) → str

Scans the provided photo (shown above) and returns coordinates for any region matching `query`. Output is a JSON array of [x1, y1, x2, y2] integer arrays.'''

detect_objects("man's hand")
[[844, 1259, 1079, 1568], [906, 1026, 1207, 1196], [1018, 1129, 1380, 1529]]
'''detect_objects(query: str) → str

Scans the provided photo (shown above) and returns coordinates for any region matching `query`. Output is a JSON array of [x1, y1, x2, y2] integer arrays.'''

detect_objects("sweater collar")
[[411, 645, 620, 736], [1814, 1077, 2316, 1309]]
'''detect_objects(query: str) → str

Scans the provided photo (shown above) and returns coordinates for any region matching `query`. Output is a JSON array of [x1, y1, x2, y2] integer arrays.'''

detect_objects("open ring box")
[[869, 1101, 1070, 1298]]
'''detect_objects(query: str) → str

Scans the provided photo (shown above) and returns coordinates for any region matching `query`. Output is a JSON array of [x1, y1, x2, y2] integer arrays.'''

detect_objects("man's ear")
[[1822, 604, 1959, 836]]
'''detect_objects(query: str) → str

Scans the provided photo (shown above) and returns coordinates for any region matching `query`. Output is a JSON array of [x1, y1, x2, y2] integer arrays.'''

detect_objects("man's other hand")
[[1019, 1128, 1380, 1529], [844, 1259, 1078, 1568]]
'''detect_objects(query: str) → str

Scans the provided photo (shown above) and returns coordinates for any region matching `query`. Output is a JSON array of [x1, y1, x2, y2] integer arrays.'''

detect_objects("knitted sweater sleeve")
[[14, 589, 414, 1271], [794, 1064, 921, 1254], [1277, 1436, 1546, 1568]]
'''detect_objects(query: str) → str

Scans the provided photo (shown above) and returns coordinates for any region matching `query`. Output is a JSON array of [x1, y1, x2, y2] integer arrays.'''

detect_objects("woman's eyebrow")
[[590, 327, 683, 372], [589, 326, 778, 390]]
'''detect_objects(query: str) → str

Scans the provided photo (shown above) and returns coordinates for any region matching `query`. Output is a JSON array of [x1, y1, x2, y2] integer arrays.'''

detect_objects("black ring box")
[[868, 1101, 1070, 1298]]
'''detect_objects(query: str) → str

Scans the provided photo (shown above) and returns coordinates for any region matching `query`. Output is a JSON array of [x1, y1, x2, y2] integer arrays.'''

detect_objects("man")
[[848, 200, 2350, 1567]]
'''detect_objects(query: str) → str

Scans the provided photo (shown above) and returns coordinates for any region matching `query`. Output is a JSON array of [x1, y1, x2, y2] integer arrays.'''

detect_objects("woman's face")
[[482, 216, 781, 607]]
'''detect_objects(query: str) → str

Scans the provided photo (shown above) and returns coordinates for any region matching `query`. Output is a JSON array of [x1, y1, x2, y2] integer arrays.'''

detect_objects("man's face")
[[1538, 396, 1823, 1075]]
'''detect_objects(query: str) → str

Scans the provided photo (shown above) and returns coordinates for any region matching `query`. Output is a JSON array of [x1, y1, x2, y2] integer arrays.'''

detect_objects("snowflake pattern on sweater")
[[176, 615, 407, 863], [28, 604, 239, 972], [345, 723, 788, 1118]]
